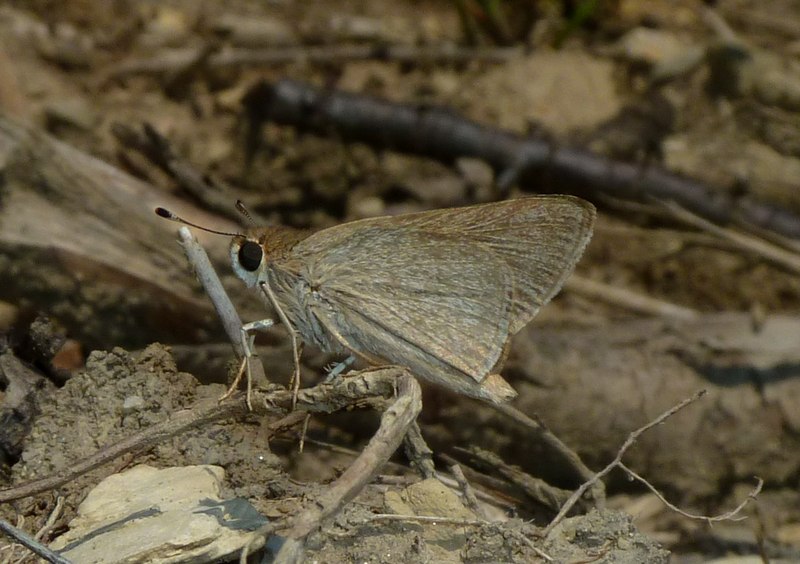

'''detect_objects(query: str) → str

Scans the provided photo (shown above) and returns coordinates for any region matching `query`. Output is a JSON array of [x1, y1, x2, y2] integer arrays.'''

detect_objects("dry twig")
[[243, 370, 423, 563], [0, 518, 71, 564], [565, 274, 699, 320], [619, 463, 763, 525], [542, 390, 740, 537], [455, 446, 573, 513], [491, 403, 605, 506], [33, 496, 64, 543], [449, 463, 487, 520], [113, 123, 269, 224], [0, 368, 409, 504], [403, 421, 436, 479], [661, 200, 800, 275], [243, 79, 800, 240]]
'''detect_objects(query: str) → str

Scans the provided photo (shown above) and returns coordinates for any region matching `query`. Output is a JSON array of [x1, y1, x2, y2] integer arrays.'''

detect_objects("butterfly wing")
[[291, 226, 514, 386], [307, 196, 594, 334]]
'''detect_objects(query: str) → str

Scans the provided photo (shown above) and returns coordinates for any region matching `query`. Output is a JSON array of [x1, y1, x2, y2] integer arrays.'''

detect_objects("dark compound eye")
[[238, 241, 263, 272]]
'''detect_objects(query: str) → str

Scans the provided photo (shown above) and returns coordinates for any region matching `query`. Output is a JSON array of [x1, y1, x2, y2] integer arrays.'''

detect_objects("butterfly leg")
[[324, 355, 357, 382], [219, 318, 274, 409], [259, 281, 303, 408]]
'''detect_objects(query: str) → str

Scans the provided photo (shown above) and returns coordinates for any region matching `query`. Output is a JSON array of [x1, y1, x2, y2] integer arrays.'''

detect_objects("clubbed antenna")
[[155, 207, 241, 237], [235, 200, 257, 226]]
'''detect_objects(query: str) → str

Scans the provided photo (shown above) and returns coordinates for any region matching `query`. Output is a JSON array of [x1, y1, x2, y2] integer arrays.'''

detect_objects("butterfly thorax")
[[248, 225, 311, 262]]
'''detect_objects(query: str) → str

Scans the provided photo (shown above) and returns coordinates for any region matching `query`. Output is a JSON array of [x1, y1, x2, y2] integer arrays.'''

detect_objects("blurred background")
[[1, 1, 800, 562]]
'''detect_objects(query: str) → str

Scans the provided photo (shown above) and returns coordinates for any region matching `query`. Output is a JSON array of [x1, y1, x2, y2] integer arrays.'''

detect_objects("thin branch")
[[113, 121, 227, 211], [449, 463, 487, 520], [243, 79, 800, 240], [281, 372, 421, 539], [661, 200, 800, 275], [490, 403, 605, 506], [565, 275, 699, 320], [619, 463, 763, 524], [0, 519, 72, 564], [177, 226, 250, 362], [244, 371, 423, 563], [114, 123, 267, 224], [0, 398, 246, 503], [454, 446, 573, 513], [542, 389, 708, 538], [33, 496, 64, 542], [515, 531, 554, 562], [403, 421, 436, 479], [279, 441, 510, 512], [0, 368, 403, 503]]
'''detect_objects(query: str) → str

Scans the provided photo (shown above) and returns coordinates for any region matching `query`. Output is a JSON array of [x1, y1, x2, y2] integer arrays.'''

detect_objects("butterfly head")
[[230, 234, 267, 288]]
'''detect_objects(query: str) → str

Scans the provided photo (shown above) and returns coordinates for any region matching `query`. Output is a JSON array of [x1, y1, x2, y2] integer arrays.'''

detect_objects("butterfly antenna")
[[235, 200, 257, 226], [155, 207, 241, 237]]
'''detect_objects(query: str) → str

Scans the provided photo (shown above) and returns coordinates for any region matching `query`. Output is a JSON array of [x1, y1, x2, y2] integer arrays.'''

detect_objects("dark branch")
[[243, 79, 800, 240]]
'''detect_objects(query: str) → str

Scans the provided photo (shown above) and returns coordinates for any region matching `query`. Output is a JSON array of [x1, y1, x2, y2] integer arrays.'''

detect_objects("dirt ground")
[[2, 0, 800, 562]]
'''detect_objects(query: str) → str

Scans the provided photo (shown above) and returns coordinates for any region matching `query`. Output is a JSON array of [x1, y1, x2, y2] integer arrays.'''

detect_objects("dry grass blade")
[[662, 200, 800, 275]]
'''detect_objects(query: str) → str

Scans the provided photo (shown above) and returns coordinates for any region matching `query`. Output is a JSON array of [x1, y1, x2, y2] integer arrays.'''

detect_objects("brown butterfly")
[[159, 196, 595, 403]]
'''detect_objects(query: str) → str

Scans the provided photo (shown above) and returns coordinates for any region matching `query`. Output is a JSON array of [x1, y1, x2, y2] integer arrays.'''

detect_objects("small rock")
[[611, 27, 705, 82], [44, 97, 97, 131], [613, 27, 688, 67], [403, 175, 465, 206], [35, 26, 93, 69], [456, 158, 495, 189], [51, 339, 84, 372], [50, 464, 269, 563], [384, 478, 476, 562], [138, 7, 191, 49], [327, 15, 385, 42], [349, 195, 386, 219], [466, 50, 622, 136], [212, 14, 297, 47], [122, 395, 145, 414]]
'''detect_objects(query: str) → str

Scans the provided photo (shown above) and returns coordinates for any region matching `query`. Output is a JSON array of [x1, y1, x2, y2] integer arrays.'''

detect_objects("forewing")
[[294, 227, 513, 383], [327, 196, 595, 334]]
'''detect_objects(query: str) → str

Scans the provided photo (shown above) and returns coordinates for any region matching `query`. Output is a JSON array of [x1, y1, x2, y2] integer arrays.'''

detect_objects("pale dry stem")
[[542, 389, 762, 538]]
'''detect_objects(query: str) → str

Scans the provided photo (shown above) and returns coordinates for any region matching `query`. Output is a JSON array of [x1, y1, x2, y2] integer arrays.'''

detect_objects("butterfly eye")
[[238, 241, 263, 272]]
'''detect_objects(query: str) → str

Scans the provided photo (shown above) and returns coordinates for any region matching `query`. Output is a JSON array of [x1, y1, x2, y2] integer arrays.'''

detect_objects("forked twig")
[[543, 390, 706, 536], [491, 403, 605, 506], [542, 390, 764, 537], [0, 518, 71, 564], [0, 369, 404, 504], [619, 463, 763, 524], [357, 514, 553, 561], [242, 371, 423, 563]]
